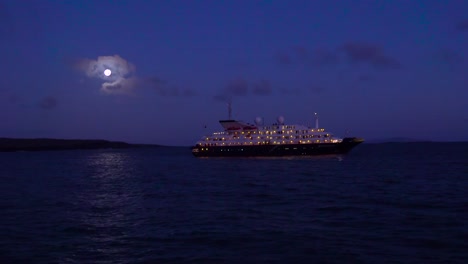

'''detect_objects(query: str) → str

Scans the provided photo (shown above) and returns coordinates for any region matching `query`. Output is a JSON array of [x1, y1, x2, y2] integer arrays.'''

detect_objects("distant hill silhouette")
[[0, 138, 161, 152], [365, 137, 434, 143]]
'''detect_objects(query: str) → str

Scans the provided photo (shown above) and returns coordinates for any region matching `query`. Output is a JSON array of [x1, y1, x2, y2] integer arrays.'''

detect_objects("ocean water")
[[0, 143, 466, 263]]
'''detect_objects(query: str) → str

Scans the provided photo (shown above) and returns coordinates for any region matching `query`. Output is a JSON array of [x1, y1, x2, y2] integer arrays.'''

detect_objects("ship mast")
[[315, 112, 319, 129], [228, 101, 232, 119]]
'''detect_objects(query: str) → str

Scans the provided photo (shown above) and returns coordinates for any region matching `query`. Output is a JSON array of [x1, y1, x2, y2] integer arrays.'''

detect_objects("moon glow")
[[104, 69, 112, 76]]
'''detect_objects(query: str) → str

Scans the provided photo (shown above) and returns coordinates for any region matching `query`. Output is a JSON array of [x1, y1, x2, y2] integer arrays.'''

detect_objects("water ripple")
[[0, 144, 467, 263]]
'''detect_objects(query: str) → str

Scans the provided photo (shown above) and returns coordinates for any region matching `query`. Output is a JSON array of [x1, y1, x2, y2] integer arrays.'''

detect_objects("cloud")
[[155, 85, 196, 97], [275, 46, 340, 68], [275, 43, 400, 70], [252, 80, 272, 96], [341, 42, 401, 69], [226, 78, 249, 96], [456, 20, 468, 31], [143, 77, 197, 97], [213, 94, 231, 103], [274, 47, 303, 65], [70, 55, 196, 97], [295, 46, 340, 67], [213, 78, 248, 101], [213, 78, 275, 101], [39, 96, 58, 110], [101, 77, 138, 95], [72, 55, 137, 95]]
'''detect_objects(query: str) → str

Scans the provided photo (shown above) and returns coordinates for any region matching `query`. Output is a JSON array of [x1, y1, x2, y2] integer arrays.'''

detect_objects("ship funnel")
[[315, 112, 319, 129]]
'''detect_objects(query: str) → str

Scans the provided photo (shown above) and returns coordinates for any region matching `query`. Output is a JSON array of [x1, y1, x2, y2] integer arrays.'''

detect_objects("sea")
[[0, 142, 466, 264]]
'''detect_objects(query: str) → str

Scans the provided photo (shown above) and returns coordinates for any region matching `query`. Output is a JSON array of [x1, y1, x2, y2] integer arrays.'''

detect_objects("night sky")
[[1, 0, 467, 146]]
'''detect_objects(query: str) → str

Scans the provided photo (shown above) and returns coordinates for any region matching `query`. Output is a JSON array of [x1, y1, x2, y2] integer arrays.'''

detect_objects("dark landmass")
[[0, 138, 161, 152], [365, 137, 434, 144]]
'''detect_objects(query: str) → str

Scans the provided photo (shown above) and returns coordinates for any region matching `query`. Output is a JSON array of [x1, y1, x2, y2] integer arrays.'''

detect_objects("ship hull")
[[191, 137, 363, 157]]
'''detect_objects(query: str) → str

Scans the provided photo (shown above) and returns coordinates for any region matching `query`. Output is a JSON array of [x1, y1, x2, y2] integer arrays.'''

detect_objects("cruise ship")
[[191, 113, 364, 157]]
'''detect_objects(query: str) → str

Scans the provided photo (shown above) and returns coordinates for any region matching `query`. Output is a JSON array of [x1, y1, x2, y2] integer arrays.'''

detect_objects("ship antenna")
[[315, 112, 319, 129], [228, 101, 232, 119]]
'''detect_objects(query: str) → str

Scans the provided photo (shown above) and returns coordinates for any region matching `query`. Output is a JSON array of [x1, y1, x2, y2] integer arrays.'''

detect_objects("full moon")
[[104, 69, 112, 76]]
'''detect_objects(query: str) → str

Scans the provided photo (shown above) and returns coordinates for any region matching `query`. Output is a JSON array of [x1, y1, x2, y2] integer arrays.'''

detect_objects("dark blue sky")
[[1, 0, 467, 145]]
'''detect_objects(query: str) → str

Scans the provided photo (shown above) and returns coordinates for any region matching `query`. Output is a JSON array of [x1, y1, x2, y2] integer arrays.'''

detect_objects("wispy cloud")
[[275, 42, 401, 70], [275, 45, 324, 65], [213, 78, 275, 101], [72, 55, 137, 95], [213, 94, 229, 102], [39, 96, 58, 110], [226, 78, 249, 96], [101, 77, 138, 95], [341, 42, 401, 69], [155, 85, 197, 97], [252, 80, 273, 96], [293, 45, 340, 67], [69, 55, 196, 97], [213, 78, 247, 102], [143, 77, 196, 97]]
